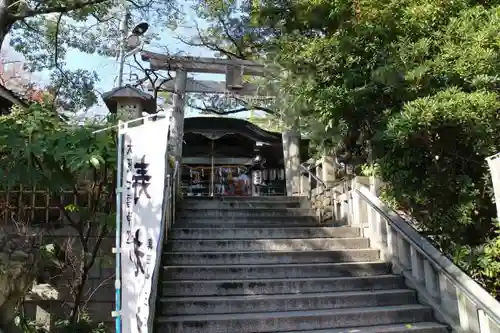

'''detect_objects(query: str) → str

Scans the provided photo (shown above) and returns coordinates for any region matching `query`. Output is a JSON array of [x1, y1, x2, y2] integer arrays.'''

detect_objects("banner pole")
[[210, 140, 214, 196], [119, 117, 171, 333], [487, 153, 500, 220], [92, 111, 171, 135], [114, 120, 125, 333]]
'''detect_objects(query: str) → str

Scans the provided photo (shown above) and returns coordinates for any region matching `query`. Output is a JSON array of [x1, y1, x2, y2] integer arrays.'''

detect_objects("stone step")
[[159, 289, 417, 315], [163, 249, 380, 265], [184, 196, 307, 202], [155, 304, 434, 333], [180, 199, 307, 209], [271, 322, 449, 333], [161, 275, 405, 297], [173, 218, 337, 228], [166, 238, 370, 252], [168, 227, 361, 240], [178, 208, 316, 218], [162, 262, 391, 280]]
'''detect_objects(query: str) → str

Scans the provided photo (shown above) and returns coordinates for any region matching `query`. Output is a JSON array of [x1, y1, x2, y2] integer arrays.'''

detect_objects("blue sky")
[[63, 23, 225, 118], [2, 7, 255, 120], [60, 10, 254, 120], [64, 28, 214, 93]]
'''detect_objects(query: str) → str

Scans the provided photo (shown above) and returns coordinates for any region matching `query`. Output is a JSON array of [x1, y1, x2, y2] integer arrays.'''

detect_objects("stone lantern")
[[102, 84, 156, 121]]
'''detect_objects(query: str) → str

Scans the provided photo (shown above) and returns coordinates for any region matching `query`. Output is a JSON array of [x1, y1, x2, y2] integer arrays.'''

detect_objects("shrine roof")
[[184, 116, 283, 144]]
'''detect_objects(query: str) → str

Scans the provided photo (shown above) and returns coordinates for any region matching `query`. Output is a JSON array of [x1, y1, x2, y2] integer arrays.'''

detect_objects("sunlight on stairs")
[[155, 196, 448, 333]]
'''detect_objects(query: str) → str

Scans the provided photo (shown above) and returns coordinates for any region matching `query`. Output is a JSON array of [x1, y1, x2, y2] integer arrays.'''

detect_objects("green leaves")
[[89, 155, 104, 169], [2, 0, 181, 110], [197, 0, 500, 298], [0, 102, 117, 190], [0, 100, 120, 322], [379, 88, 500, 298]]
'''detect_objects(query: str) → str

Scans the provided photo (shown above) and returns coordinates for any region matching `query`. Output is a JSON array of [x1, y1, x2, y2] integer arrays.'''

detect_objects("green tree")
[[194, 0, 500, 297], [0, 0, 180, 109], [0, 100, 119, 327]]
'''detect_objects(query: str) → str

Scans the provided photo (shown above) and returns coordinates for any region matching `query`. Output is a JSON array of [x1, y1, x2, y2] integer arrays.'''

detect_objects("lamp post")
[[116, 0, 149, 87], [117, 1, 129, 87]]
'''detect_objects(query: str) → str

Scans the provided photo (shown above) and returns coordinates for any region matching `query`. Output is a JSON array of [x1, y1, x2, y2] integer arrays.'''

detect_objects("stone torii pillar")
[[282, 129, 301, 196], [170, 70, 187, 160]]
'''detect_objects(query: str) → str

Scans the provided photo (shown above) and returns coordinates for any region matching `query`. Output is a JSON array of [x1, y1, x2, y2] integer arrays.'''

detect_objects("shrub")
[[378, 87, 500, 297]]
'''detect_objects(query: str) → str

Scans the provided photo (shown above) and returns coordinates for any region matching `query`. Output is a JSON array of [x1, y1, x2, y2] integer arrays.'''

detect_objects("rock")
[[0, 231, 41, 330], [0, 233, 5, 247], [11, 250, 29, 260]]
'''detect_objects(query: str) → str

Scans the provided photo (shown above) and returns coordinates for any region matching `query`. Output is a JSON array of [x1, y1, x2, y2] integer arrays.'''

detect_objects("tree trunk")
[[69, 260, 88, 325], [0, 0, 14, 52]]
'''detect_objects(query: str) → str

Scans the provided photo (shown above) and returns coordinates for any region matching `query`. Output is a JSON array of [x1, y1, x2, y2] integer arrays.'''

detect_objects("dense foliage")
[[195, 0, 500, 298], [0, 100, 118, 328], [1, 0, 500, 311], [0, 0, 180, 109]]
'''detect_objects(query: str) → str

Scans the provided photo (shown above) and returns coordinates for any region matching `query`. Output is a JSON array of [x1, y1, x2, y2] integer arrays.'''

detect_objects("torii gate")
[[140, 51, 302, 196]]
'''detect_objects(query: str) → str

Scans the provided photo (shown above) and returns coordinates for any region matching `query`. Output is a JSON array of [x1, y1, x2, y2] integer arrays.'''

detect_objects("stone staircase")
[[155, 196, 449, 333]]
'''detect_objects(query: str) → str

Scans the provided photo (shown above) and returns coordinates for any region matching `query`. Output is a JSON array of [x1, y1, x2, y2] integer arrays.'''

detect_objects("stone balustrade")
[[333, 177, 500, 333], [299, 161, 500, 333]]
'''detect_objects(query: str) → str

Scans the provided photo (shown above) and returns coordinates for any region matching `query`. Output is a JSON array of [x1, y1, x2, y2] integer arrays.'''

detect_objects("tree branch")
[[11, 0, 111, 20], [176, 19, 244, 60], [216, 14, 246, 59], [188, 102, 275, 115], [131, 54, 173, 103]]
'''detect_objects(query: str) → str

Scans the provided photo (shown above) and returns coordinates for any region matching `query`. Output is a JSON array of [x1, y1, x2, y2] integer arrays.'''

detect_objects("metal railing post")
[[173, 162, 178, 226], [165, 174, 171, 237]]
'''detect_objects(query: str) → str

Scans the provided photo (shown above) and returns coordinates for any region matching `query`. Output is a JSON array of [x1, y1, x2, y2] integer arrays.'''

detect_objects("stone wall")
[[1, 225, 116, 332], [81, 236, 115, 327], [0, 183, 116, 331], [311, 187, 336, 223], [309, 176, 372, 225]]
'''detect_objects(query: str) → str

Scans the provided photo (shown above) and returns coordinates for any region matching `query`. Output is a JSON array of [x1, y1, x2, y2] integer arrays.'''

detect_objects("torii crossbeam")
[[140, 51, 274, 162], [141, 51, 268, 76], [148, 78, 271, 96]]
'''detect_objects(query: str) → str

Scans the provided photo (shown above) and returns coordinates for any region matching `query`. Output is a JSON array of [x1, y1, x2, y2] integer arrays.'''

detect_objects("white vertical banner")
[[120, 117, 170, 333], [487, 153, 500, 220]]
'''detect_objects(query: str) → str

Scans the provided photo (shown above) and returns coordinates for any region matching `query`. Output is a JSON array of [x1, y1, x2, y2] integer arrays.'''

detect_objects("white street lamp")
[[117, 5, 150, 88]]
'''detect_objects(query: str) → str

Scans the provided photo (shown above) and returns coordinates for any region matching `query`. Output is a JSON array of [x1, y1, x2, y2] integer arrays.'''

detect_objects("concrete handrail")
[[299, 163, 327, 188], [148, 159, 180, 332], [353, 186, 500, 333]]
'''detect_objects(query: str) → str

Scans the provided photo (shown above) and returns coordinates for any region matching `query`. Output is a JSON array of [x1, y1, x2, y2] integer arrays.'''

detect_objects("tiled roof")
[[0, 83, 28, 107]]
